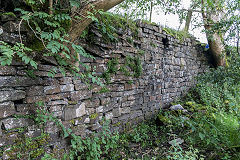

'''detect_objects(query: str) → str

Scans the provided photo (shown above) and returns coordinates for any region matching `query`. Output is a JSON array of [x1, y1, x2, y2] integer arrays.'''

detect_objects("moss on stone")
[[90, 113, 98, 120], [28, 38, 45, 52], [163, 27, 191, 42], [5, 132, 50, 159], [0, 12, 17, 17]]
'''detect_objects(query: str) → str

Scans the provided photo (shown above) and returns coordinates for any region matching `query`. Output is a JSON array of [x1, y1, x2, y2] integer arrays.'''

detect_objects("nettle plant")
[[0, 0, 102, 86]]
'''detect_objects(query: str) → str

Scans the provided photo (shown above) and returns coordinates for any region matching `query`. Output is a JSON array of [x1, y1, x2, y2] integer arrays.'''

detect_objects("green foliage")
[[124, 56, 143, 78], [160, 51, 240, 159], [0, 41, 37, 69], [163, 27, 190, 42], [0, 1, 103, 86], [95, 12, 138, 42], [5, 132, 50, 159], [128, 122, 159, 147], [167, 145, 205, 160], [0, 12, 17, 17], [102, 58, 119, 84], [69, 120, 120, 160]]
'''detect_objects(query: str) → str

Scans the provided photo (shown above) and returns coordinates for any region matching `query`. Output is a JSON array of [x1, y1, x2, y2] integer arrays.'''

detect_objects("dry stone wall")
[[0, 16, 209, 158]]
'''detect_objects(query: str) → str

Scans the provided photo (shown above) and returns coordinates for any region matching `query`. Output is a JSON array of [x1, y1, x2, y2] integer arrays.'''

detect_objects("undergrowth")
[[157, 51, 240, 159]]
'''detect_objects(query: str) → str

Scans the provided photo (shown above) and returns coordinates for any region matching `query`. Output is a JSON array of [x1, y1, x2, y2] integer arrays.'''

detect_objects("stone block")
[[60, 84, 74, 92], [100, 97, 110, 105], [0, 121, 2, 136], [0, 76, 43, 87], [112, 108, 120, 117], [130, 110, 143, 119], [2, 21, 27, 33], [44, 85, 61, 95], [123, 90, 136, 96], [72, 124, 87, 137], [0, 32, 23, 44], [96, 106, 103, 113], [0, 101, 15, 118], [44, 121, 59, 134], [26, 86, 44, 96], [71, 90, 92, 101], [59, 77, 72, 84], [0, 90, 26, 103], [0, 66, 16, 75], [120, 107, 130, 114], [49, 105, 62, 112], [48, 100, 68, 106], [63, 103, 86, 121], [25, 96, 45, 104], [1, 118, 34, 130], [105, 112, 113, 120]]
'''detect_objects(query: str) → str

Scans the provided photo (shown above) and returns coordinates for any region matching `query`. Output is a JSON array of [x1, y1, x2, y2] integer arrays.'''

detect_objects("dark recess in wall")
[[162, 37, 169, 48]]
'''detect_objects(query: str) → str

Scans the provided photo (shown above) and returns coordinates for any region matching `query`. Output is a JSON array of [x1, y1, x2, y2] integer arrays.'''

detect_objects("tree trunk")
[[69, 0, 124, 43], [68, 0, 124, 67], [149, 2, 153, 22], [201, 0, 226, 67], [184, 9, 192, 32]]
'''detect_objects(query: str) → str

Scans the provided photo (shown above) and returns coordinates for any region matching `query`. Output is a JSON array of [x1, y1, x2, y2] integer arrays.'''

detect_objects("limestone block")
[[0, 66, 16, 75], [44, 85, 61, 95], [26, 86, 44, 96], [48, 100, 68, 106], [70, 90, 92, 101], [0, 90, 26, 103], [100, 97, 110, 105], [74, 81, 88, 90], [60, 84, 74, 92], [123, 90, 136, 96], [2, 21, 27, 33], [1, 118, 34, 130], [96, 106, 103, 113], [130, 110, 143, 119], [105, 112, 113, 120], [112, 108, 120, 117], [76, 103, 86, 117], [120, 107, 130, 114], [59, 77, 73, 84], [0, 121, 2, 136], [0, 76, 43, 87], [25, 96, 45, 104], [0, 101, 15, 118], [118, 114, 130, 122], [0, 32, 25, 44], [64, 103, 86, 121], [72, 124, 87, 136]]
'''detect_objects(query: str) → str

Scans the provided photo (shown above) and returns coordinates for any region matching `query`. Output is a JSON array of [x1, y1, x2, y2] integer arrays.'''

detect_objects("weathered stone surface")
[[2, 21, 27, 33], [44, 85, 61, 95], [64, 103, 86, 121], [120, 107, 130, 114], [0, 90, 26, 103], [59, 77, 73, 84], [170, 104, 187, 112], [0, 121, 2, 136], [0, 18, 210, 155], [0, 76, 43, 87], [25, 96, 45, 104], [60, 84, 74, 92], [0, 101, 15, 118], [0, 66, 16, 75], [48, 100, 68, 106], [71, 90, 92, 101], [1, 118, 34, 130], [169, 138, 184, 146], [26, 86, 44, 96]]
